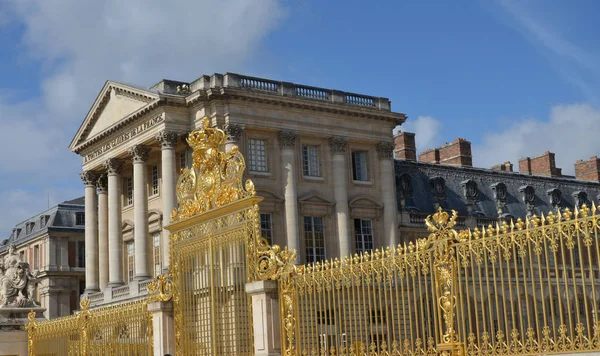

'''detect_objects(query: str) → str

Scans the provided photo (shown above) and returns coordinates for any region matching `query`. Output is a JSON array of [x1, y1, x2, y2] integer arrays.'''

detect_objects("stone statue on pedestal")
[[0, 244, 39, 308]]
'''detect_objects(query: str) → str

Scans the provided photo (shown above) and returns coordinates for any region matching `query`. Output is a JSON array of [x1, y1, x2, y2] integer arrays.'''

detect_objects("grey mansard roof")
[[395, 160, 600, 219], [1, 197, 85, 252]]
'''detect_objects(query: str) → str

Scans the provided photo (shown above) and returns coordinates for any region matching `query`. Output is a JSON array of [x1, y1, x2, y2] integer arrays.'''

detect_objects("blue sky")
[[0, 0, 599, 237]]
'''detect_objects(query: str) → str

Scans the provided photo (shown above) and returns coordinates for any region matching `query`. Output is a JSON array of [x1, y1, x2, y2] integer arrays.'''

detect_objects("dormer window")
[[75, 212, 85, 226], [40, 215, 49, 228], [25, 222, 34, 235]]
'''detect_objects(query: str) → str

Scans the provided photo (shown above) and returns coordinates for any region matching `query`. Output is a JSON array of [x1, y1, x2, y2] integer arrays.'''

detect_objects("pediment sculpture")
[[0, 244, 39, 308]]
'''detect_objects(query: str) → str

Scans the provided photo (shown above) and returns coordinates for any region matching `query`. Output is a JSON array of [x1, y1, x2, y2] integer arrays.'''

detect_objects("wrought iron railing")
[[257, 204, 600, 356], [27, 297, 153, 355]]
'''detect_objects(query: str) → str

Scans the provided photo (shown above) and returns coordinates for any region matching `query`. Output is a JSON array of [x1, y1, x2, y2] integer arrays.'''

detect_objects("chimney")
[[393, 131, 416, 161], [575, 156, 600, 182], [438, 138, 472, 167], [418, 148, 440, 164], [491, 161, 514, 172], [518, 151, 562, 177]]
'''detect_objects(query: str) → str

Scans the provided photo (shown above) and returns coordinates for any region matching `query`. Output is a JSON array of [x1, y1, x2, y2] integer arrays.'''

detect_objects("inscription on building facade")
[[84, 115, 164, 163]]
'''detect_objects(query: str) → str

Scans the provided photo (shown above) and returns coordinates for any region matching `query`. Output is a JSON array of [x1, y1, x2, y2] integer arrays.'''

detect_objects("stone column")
[[105, 158, 124, 287], [377, 142, 399, 247], [330, 137, 352, 258], [129, 144, 151, 280], [278, 131, 300, 256], [246, 280, 281, 356], [224, 123, 244, 152], [148, 301, 175, 356], [80, 171, 99, 293], [97, 174, 109, 290], [156, 131, 179, 270]]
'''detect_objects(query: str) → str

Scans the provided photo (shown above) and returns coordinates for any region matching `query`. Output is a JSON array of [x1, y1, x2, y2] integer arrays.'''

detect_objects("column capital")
[[97, 174, 108, 193], [129, 144, 151, 163], [329, 136, 348, 154], [376, 141, 395, 160], [156, 131, 179, 149], [278, 130, 297, 149], [224, 123, 244, 143], [104, 158, 123, 175], [80, 171, 99, 187]]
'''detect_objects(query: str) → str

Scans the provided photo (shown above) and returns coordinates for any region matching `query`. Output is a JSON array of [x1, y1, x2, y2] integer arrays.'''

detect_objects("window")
[[354, 219, 374, 253], [302, 144, 320, 177], [126, 177, 133, 206], [77, 241, 85, 268], [179, 151, 189, 171], [26, 222, 34, 234], [127, 242, 135, 282], [75, 212, 85, 226], [19, 251, 24, 262], [34, 245, 39, 270], [151, 165, 159, 196], [40, 215, 48, 228], [304, 216, 325, 263], [352, 151, 368, 181], [260, 214, 273, 244], [153, 232, 162, 277], [248, 139, 268, 172]]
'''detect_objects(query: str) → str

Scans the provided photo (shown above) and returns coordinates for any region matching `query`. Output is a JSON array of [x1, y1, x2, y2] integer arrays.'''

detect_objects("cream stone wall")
[[71, 73, 405, 299]]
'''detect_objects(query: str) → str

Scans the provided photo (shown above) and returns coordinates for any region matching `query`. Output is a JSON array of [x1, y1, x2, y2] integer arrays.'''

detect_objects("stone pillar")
[[105, 158, 124, 287], [246, 280, 281, 356], [377, 142, 399, 247], [224, 123, 244, 152], [278, 131, 300, 256], [330, 137, 351, 258], [80, 171, 99, 293], [148, 301, 175, 356], [130, 144, 151, 280], [97, 174, 109, 290], [156, 131, 179, 270]]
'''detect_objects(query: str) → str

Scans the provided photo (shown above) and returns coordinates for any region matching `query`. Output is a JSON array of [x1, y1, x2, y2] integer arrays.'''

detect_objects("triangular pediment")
[[298, 193, 334, 206], [70, 81, 159, 151]]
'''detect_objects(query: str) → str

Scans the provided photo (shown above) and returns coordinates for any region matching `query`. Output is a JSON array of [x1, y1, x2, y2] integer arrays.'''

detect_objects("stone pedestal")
[[148, 301, 175, 356], [0, 307, 46, 356], [246, 280, 281, 356]]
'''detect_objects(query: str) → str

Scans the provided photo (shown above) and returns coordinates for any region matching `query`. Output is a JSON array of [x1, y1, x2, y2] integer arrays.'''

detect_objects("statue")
[[0, 244, 39, 308]]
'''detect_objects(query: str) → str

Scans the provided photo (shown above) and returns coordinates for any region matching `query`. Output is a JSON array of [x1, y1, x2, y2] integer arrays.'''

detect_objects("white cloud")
[[396, 115, 443, 154], [473, 103, 600, 174], [0, 0, 286, 237]]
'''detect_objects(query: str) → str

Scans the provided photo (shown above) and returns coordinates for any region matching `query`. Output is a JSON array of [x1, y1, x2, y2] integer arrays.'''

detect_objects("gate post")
[[148, 301, 175, 356], [247, 280, 281, 356]]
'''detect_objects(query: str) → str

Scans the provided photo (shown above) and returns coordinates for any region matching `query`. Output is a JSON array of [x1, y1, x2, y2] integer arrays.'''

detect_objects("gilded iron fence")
[[27, 297, 153, 355], [258, 205, 600, 356], [456, 205, 600, 355]]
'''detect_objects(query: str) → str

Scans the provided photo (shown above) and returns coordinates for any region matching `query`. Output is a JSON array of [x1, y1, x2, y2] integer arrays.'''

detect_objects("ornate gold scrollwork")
[[26, 310, 36, 356], [77, 298, 92, 355], [171, 117, 256, 223], [425, 207, 463, 355], [148, 273, 174, 302]]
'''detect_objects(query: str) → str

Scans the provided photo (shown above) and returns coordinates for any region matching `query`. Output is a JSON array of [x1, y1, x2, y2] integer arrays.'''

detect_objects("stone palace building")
[[0, 198, 85, 319], [65, 71, 600, 308], [69, 73, 405, 305]]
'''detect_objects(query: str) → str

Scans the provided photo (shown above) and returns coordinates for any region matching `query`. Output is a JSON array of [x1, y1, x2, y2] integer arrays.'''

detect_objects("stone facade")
[[0, 198, 85, 319], [69, 72, 406, 306]]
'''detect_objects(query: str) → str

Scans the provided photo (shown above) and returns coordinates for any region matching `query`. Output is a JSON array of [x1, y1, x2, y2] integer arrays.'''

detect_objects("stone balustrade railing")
[[85, 278, 153, 307], [185, 73, 392, 111]]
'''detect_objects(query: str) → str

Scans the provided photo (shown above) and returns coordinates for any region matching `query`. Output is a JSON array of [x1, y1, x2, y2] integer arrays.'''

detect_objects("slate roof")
[[1, 197, 85, 252], [395, 160, 600, 219]]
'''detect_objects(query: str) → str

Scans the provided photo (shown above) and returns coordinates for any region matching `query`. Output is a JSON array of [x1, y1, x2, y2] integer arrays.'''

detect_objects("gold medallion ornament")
[[170, 117, 256, 223]]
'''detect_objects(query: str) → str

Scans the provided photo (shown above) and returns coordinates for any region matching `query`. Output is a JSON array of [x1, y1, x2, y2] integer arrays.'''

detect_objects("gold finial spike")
[[80, 297, 91, 311], [592, 201, 597, 214]]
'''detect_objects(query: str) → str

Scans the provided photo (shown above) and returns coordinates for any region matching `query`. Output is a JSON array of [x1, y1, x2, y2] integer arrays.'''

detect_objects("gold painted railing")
[[27, 297, 153, 355], [259, 204, 600, 356]]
